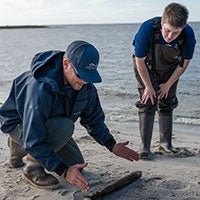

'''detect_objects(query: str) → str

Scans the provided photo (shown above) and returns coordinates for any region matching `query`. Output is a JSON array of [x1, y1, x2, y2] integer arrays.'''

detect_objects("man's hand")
[[142, 86, 156, 105], [158, 83, 170, 99], [65, 163, 89, 191], [112, 141, 139, 161]]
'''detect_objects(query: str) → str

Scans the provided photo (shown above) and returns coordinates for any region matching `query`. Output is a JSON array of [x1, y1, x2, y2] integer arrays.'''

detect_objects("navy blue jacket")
[[0, 51, 116, 174]]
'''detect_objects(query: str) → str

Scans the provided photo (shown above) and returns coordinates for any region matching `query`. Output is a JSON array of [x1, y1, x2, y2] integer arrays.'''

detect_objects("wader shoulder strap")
[[177, 31, 187, 67], [151, 17, 161, 70]]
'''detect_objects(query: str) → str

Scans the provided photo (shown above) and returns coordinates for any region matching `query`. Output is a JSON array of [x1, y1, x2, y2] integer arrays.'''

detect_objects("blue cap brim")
[[73, 66, 102, 83]]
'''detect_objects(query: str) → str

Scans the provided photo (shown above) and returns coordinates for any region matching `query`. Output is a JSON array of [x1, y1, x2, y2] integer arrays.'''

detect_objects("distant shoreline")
[[0, 25, 48, 29], [0, 22, 198, 29]]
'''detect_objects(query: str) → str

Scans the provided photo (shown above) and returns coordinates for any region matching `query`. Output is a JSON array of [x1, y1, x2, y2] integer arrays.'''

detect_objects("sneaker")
[[139, 150, 154, 160], [23, 158, 59, 190], [8, 136, 27, 168]]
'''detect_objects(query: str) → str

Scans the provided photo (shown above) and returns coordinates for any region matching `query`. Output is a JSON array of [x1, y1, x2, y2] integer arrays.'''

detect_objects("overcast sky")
[[0, 0, 199, 26]]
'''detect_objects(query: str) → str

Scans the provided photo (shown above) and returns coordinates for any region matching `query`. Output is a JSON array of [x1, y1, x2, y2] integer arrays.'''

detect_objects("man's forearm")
[[166, 59, 190, 88], [135, 57, 153, 89]]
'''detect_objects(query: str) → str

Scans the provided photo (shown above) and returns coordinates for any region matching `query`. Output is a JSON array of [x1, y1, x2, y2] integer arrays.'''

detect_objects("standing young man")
[[132, 3, 196, 159], [0, 40, 139, 190]]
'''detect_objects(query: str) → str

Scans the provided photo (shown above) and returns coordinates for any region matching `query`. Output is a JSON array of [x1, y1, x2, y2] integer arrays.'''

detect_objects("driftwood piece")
[[86, 171, 142, 200]]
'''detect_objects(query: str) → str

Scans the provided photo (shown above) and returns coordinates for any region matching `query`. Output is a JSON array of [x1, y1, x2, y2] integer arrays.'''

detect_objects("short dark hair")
[[162, 3, 189, 28]]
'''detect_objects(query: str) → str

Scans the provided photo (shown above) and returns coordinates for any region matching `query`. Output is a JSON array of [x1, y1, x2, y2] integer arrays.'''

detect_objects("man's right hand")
[[135, 57, 156, 105], [64, 163, 89, 191], [142, 86, 156, 105]]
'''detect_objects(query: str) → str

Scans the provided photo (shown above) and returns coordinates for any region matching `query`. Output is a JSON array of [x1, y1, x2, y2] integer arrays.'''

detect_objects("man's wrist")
[[54, 162, 69, 176], [104, 137, 117, 152], [107, 143, 116, 152], [61, 168, 68, 178]]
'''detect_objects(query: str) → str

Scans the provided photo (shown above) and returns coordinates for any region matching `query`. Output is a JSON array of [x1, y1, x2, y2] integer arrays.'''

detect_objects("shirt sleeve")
[[133, 19, 153, 58], [79, 84, 116, 149], [184, 24, 196, 59]]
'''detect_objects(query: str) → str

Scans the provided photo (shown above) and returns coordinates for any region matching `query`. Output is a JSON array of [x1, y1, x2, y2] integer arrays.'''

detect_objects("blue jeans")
[[9, 117, 84, 167]]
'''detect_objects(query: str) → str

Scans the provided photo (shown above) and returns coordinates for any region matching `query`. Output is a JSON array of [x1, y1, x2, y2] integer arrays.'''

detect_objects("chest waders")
[[133, 17, 186, 156]]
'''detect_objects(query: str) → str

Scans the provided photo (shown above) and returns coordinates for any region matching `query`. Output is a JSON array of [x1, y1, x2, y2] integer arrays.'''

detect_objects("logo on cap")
[[85, 63, 98, 70]]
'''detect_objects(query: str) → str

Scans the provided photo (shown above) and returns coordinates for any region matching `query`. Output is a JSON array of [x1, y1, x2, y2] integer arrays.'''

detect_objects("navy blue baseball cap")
[[66, 40, 102, 83]]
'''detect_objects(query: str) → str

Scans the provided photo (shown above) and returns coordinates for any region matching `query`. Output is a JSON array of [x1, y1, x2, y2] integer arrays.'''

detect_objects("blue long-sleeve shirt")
[[133, 17, 196, 59]]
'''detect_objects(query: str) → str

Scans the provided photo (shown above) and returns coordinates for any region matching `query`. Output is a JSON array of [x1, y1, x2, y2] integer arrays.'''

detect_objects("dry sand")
[[0, 121, 200, 200]]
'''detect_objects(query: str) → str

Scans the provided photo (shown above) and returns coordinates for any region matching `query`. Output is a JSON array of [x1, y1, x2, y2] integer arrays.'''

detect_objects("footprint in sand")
[[159, 179, 188, 190]]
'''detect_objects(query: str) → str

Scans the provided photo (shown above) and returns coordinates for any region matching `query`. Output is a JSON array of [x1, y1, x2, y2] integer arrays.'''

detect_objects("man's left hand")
[[112, 141, 139, 161]]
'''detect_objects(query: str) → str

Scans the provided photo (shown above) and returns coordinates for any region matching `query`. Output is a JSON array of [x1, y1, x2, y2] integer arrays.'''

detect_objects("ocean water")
[[0, 23, 199, 125]]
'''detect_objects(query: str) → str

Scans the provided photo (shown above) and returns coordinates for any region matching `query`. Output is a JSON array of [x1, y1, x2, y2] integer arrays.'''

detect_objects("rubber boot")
[[158, 111, 175, 153], [139, 112, 155, 160], [23, 156, 59, 190], [8, 136, 27, 168]]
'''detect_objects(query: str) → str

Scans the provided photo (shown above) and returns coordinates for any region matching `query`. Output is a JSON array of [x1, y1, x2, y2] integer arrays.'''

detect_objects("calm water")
[[0, 23, 199, 125]]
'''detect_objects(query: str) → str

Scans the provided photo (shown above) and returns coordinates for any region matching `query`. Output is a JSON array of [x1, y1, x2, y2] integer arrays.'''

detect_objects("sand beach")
[[0, 21, 199, 200], [0, 121, 199, 200]]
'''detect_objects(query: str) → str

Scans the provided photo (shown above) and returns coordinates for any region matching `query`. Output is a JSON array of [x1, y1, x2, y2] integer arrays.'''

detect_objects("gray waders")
[[139, 111, 173, 156], [158, 111, 173, 152], [139, 112, 155, 153], [133, 32, 182, 158]]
